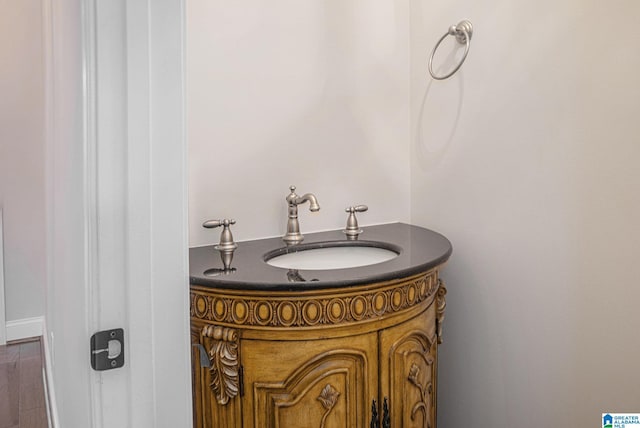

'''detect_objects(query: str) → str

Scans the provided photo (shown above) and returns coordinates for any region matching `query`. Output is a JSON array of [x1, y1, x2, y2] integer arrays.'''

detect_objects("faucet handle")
[[203, 219, 238, 269], [346, 205, 368, 214], [344, 205, 368, 240], [286, 185, 298, 204], [203, 218, 235, 228]]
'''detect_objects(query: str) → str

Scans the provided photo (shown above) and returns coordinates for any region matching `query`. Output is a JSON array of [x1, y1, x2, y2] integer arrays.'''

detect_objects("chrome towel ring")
[[428, 20, 473, 80]]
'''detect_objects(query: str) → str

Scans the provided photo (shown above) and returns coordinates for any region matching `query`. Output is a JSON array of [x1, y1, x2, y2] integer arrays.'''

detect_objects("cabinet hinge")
[[239, 365, 245, 397]]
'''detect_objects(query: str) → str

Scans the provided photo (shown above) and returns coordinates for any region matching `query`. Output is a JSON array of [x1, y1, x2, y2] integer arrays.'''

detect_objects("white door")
[[45, 0, 192, 426]]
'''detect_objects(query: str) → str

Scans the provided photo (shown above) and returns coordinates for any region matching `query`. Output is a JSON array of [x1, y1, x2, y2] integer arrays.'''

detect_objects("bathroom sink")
[[264, 241, 400, 270]]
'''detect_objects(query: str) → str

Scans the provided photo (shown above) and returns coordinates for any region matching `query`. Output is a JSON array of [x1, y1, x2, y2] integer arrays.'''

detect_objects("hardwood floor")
[[0, 338, 48, 428]]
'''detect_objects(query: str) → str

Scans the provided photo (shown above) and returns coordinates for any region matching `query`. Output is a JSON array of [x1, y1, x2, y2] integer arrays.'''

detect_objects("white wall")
[[186, 2, 639, 426], [0, 0, 46, 322], [410, 1, 640, 426], [187, 0, 411, 245]]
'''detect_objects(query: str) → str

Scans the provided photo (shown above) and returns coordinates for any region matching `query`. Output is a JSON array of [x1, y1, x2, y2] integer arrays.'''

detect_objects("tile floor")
[[0, 338, 48, 428]]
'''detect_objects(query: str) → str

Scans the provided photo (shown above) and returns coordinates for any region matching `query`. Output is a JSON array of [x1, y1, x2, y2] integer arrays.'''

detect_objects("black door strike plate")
[[90, 328, 125, 371]]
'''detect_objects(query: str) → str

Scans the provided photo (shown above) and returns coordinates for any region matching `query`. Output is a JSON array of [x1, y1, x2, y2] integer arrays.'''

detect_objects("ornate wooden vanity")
[[189, 223, 452, 427]]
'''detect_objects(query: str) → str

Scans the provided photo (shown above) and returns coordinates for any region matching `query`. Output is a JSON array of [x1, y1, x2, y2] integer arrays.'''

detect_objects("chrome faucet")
[[344, 205, 368, 240], [203, 218, 238, 270], [282, 185, 320, 245]]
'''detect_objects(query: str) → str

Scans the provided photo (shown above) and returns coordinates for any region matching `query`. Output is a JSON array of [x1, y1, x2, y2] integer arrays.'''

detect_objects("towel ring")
[[428, 20, 473, 80]]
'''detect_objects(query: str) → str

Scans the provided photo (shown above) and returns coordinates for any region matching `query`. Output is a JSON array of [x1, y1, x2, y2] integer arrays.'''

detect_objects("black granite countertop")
[[189, 222, 452, 291]]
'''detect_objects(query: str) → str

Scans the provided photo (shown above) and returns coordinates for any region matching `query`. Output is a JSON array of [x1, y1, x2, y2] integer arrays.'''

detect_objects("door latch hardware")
[[90, 328, 125, 371]]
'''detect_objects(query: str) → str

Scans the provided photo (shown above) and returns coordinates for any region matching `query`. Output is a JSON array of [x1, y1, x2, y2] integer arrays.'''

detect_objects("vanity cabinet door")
[[379, 304, 439, 428], [240, 332, 378, 428]]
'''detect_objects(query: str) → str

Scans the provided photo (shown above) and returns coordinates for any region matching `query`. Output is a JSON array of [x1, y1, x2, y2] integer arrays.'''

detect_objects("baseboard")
[[6, 316, 44, 342], [6, 315, 58, 427]]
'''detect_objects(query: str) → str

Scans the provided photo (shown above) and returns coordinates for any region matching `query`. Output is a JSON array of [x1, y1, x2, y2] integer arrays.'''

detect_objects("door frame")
[[0, 208, 5, 346], [44, 0, 192, 426], [89, 0, 193, 425]]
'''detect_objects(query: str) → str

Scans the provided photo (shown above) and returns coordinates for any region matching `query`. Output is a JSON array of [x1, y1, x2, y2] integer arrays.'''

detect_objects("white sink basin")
[[265, 245, 398, 270]]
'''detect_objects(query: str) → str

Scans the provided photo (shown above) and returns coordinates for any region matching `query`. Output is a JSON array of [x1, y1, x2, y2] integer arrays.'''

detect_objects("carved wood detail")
[[201, 325, 240, 405], [381, 306, 438, 428], [191, 264, 449, 427], [318, 384, 340, 428], [253, 351, 367, 427], [388, 333, 436, 428], [408, 363, 433, 428], [435, 280, 447, 344], [191, 271, 440, 329]]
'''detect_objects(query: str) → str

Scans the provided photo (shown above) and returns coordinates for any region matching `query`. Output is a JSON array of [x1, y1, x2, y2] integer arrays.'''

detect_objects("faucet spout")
[[283, 186, 320, 245], [295, 193, 320, 212]]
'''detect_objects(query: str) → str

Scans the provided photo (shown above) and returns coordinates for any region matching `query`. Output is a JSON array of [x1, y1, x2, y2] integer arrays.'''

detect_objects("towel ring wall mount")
[[428, 20, 473, 80]]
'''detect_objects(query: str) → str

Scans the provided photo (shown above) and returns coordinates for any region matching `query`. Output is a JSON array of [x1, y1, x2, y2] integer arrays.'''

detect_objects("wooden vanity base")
[[190, 268, 448, 428]]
